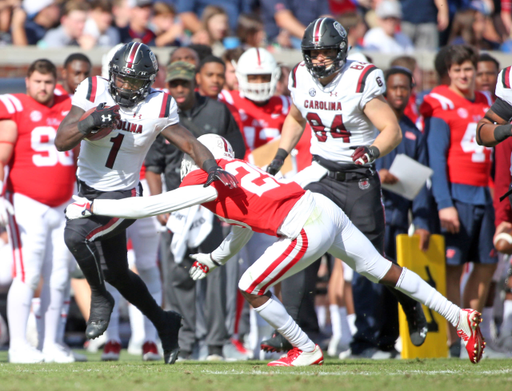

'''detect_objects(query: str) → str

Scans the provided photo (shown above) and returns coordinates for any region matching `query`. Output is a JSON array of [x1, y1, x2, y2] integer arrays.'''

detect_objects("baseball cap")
[[128, 0, 153, 7], [23, 0, 55, 17], [166, 61, 196, 82], [376, 0, 402, 19]]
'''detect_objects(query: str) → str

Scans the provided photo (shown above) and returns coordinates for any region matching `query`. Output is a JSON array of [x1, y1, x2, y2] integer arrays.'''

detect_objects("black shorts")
[[305, 157, 385, 254]]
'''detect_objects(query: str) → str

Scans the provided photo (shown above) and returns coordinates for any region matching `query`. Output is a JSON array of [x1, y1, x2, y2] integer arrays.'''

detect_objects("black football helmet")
[[109, 42, 158, 107], [301, 18, 349, 79]]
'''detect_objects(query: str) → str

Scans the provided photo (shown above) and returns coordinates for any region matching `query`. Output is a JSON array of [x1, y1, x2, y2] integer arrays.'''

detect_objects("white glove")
[[0, 196, 13, 227], [65, 195, 93, 220], [189, 253, 221, 281]]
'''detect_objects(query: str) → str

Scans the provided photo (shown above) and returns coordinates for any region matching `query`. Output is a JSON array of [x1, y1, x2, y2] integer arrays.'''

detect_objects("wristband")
[[275, 148, 289, 160], [494, 124, 512, 142], [369, 145, 380, 159], [202, 158, 218, 173]]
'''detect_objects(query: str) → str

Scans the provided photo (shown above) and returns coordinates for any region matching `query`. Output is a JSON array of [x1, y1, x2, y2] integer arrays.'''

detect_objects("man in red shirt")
[[0, 59, 76, 363], [66, 134, 486, 365]]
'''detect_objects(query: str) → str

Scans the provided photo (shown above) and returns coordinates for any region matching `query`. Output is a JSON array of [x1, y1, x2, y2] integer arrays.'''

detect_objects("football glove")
[[78, 103, 121, 136], [189, 253, 222, 281], [202, 159, 239, 189], [0, 195, 13, 227], [351, 145, 380, 165], [266, 148, 289, 176], [65, 195, 93, 220]]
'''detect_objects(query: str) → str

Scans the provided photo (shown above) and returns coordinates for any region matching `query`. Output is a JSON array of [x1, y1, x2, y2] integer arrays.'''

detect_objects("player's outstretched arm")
[[268, 104, 307, 175], [363, 96, 402, 158], [161, 123, 238, 188], [189, 226, 254, 281], [66, 185, 218, 220], [476, 108, 511, 147], [55, 105, 87, 151]]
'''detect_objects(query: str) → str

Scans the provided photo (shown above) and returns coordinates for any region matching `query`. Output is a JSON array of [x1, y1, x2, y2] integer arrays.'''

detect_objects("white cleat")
[[59, 343, 88, 362], [9, 344, 45, 364], [267, 344, 324, 367], [43, 344, 75, 363], [456, 309, 485, 364]]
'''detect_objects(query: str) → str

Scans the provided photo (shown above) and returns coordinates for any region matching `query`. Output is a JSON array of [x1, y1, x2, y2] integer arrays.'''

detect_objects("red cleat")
[[457, 309, 485, 364]]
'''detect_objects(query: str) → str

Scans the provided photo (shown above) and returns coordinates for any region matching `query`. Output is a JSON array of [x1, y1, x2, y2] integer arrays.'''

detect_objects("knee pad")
[[64, 227, 85, 254]]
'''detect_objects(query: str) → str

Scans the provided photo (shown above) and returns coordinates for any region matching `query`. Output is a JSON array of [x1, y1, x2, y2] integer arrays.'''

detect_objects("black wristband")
[[202, 158, 218, 173], [369, 145, 381, 159], [275, 148, 289, 160], [494, 124, 512, 142]]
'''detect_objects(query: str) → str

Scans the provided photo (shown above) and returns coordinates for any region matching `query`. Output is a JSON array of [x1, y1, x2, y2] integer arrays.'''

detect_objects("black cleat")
[[86, 291, 115, 340], [158, 310, 183, 364], [260, 331, 293, 353], [404, 302, 428, 347]]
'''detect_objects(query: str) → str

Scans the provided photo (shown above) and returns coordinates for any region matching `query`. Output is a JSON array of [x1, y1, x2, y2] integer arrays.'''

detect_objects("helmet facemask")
[[109, 71, 155, 108], [303, 46, 347, 79]]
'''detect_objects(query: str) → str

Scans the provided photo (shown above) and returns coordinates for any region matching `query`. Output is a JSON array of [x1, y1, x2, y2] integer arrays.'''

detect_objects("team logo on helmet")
[[333, 21, 347, 39], [309, 88, 316, 97]]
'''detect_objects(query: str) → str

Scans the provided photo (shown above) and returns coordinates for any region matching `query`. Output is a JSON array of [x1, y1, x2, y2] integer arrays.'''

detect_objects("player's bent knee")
[[63, 227, 86, 253]]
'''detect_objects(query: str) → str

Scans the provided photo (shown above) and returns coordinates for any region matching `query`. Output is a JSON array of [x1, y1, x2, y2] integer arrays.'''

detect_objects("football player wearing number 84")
[[265, 17, 428, 358], [66, 134, 486, 365], [54, 42, 238, 365]]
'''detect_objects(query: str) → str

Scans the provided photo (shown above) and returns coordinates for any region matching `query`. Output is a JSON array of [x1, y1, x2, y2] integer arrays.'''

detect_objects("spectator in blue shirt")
[[11, 0, 60, 46], [377, 66, 431, 259]]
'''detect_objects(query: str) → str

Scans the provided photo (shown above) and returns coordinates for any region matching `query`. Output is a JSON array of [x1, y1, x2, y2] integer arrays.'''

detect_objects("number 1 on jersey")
[[106, 134, 124, 169], [306, 113, 351, 143]]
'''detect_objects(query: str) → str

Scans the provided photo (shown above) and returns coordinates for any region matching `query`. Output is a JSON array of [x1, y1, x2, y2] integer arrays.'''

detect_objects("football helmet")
[[109, 42, 158, 107], [301, 17, 348, 79], [180, 134, 235, 180], [236, 48, 280, 102]]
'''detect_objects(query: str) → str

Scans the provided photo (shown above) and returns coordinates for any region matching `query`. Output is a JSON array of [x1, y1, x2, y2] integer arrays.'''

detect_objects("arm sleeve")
[[359, 67, 386, 109], [222, 105, 246, 159], [494, 138, 512, 226], [211, 226, 254, 264], [490, 97, 512, 123], [71, 78, 97, 112], [412, 132, 431, 230], [426, 116, 453, 210], [92, 185, 218, 219]]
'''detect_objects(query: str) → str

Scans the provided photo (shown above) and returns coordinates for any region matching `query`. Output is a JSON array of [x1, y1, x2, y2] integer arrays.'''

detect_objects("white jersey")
[[495, 66, 512, 106], [289, 60, 385, 164], [72, 76, 179, 191]]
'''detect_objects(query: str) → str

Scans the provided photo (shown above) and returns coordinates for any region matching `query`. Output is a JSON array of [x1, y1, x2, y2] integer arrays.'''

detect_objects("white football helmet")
[[236, 48, 280, 102], [180, 134, 235, 180]]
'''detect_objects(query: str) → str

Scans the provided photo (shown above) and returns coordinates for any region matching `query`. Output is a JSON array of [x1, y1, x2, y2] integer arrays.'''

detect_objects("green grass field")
[[0, 351, 511, 391]]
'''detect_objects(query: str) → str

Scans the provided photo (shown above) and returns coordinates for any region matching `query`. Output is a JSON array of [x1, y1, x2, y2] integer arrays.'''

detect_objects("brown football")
[[80, 107, 115, 141]]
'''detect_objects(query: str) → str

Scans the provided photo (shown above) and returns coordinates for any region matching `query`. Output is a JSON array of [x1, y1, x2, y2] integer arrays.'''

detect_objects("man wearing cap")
[[144, 61, 244, 360], [363, 0, 414, 54]]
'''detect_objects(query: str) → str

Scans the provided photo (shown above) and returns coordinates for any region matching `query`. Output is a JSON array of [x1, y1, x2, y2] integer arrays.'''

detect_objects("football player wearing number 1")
[[0, 59, 76, 363], [421, 45, 496, 358], [266, 17, 427, 357], [54, 42, 238, 365], [65, 134, 486, 365]]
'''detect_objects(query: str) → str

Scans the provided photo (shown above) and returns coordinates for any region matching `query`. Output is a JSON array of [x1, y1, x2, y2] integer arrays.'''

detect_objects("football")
[[80, 106, 115, 141], [494, 227, 512, 255]]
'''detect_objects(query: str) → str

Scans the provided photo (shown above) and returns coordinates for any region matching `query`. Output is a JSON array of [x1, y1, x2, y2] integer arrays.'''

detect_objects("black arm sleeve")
[[221, 105, 246, 159], [490, 97, 512, 123]]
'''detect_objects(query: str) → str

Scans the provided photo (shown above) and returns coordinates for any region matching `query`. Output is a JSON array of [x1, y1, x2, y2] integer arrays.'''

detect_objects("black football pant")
[[64, 180, 166, 330], [280, 160, 417, 354]]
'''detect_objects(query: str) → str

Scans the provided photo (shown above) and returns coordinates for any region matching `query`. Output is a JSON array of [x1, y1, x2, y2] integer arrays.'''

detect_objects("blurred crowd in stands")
[[1, 0, 512, 54]]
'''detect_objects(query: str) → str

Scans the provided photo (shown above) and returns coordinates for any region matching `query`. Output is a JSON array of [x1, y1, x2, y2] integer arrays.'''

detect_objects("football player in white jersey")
[[266, 17, 428, 358], [54, 42, 238, 365]]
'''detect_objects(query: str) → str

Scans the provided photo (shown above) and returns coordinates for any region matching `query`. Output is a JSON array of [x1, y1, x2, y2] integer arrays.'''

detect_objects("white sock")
[[347, 313, 357, 336], [395, 267, 460, 327], [317, 305, 327, 331], [104, 283, 121, 343], [480, 307, 493, 341], [501, 300, 512, 336], [57, 280, 71, 344], [7, 279, 34, 348], [42, 286, 65, 350], [254, 295, 315, 352], [128, 305, 145, 346], [329, 304, 341, 339], [32, 297, 43, 350], [339, 307, 353, 347]]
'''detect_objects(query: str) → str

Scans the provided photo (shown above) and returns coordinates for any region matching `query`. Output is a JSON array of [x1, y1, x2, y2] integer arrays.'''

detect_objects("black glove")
[[267, 148, 289, 176], [202, 159, 239, 189], [351, 145, 380, 165], [78, 103, 121, 135]]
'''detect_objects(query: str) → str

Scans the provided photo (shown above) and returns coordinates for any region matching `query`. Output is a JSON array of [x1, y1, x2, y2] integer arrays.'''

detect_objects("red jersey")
[[420, 85, 493, 187], [404, 93, 419, 124], [180, 158, 305, 236], [0, 93, 75, 207], [54, 83, 69, 97]]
